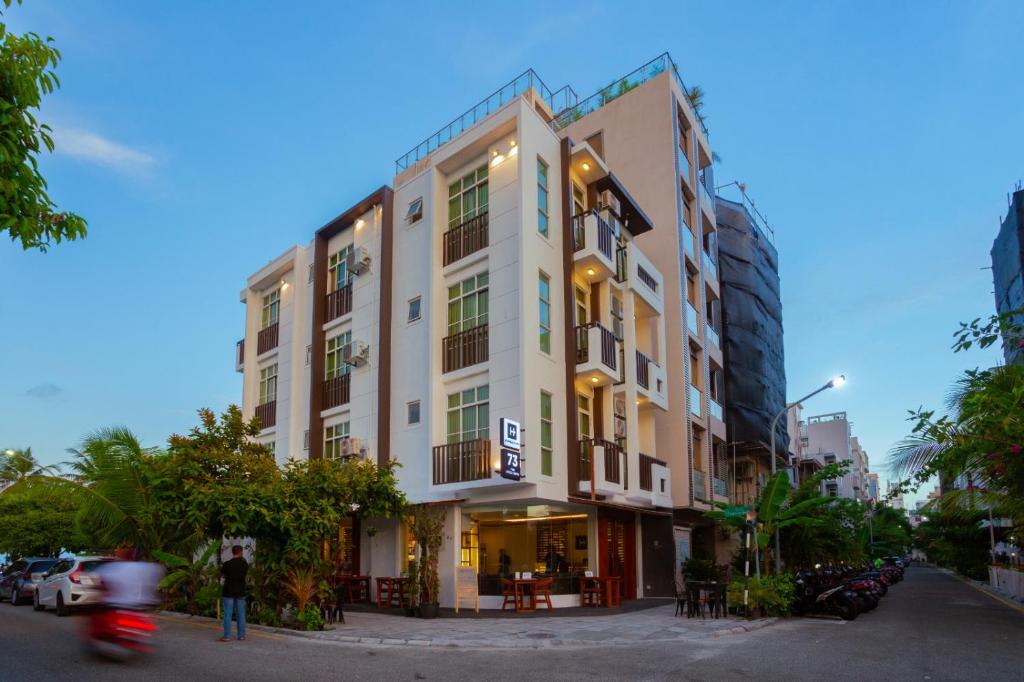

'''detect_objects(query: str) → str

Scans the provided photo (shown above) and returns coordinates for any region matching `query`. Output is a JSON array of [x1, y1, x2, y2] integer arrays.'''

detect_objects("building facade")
[[236, 56, 720, 607], [991, 186, 1024, 365], [801, 411, 871, 501]]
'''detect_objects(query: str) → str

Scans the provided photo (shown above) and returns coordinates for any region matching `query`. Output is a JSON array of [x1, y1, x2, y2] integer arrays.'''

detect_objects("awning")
[[593, 173, 654, 236]]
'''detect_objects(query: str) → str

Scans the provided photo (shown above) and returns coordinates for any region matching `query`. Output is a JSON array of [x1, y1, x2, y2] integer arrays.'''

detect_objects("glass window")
[[447, 272, 488, 335], [537, 157, 549, 237], [578, 394, 592, 439], [611, 294, 624, 339], [328, 245, 353, 291], [540, 391, 553, 476], [575, 286, 588, 326], [408, 296, 421, 322], [408, 400, 421, 425], [447, 385, 489, 443], [326, 332, 352, 380], [447, 164, 488, 229], [258, 364, 278, 404], [324, 421, 351, 460], [572, 183, 585, 217], [406, 197, 423, 223], [538, 272, 551, 354], [261, 289, 280, 329]]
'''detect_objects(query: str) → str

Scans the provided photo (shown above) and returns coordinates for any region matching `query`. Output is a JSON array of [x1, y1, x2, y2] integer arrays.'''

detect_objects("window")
[[328, 245, 353, 291], [611, 294, 623, 339], [261, 289, 280, 329], [824, 454, 836, 465], [447, 385, 489, 444], [575, 286, 588, 326], [572, 183, 585, 217], [308, 263, 314, 283], [537, 157, 549, 237], [447, 164, 488, 229], [326, 332, 352, 380], [538, 272, 551, 354], [408, 296, 422, 323], [826, 483, 838, 498], [578, 394, 592, 439], [407, 400, 421, 425], [406, 197, 423, 223], [305, 344, 312, 366], [258, 364, 277, 404], [540, 391, 553, 476], [447, 272, 489, 335], [324, 421, 350, 460]]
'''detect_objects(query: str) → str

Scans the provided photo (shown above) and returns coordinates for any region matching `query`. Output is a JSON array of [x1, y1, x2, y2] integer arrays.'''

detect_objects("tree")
[[0, 485, 83, 557], [152, 543, 219, 615], [1, 0, 87, 251], [1, 446, 52, 484]]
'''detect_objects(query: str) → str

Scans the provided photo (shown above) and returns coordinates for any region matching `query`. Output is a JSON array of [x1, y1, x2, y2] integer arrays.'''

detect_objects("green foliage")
[[914, 511, 990, 580], [410, 505, 446, 605], [682, 558, 718, 581], [296, 604, 324, 632], [0, 485, 83, 557], [728, 575, 794, 617], [0, 0, 87, 251], [152, 543, 219, 615], [195, 582, 221, 618]]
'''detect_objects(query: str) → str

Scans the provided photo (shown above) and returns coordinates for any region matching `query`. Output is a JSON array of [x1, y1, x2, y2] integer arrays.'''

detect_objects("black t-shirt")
[[221, 557, 248, 598]]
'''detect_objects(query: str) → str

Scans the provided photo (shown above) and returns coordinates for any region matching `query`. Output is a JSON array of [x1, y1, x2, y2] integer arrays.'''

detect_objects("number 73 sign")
[[500, 448, 522, 481]]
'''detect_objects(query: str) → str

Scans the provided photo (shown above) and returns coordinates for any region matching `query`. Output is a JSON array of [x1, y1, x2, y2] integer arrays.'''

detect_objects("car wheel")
[[11, 588, 21, 606], [33, 591, 45, 611], [56, 592, 69, 617]]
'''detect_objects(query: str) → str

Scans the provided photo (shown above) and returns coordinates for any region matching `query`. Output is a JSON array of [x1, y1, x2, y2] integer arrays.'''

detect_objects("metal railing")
[[578, 438, 624, 485], [693, 469, 706, 500], [713, 477, 728, 498], [322, 373, 351, 410], [432, 439, 492, 485], [575, 322, 617, 371], [689, 384, 702, 418], [699, 178, 716, 216], [325, 284, 353, 322], [682, 220, 696, 258], [677, 145, 692, 183], [443, 212, 489, 266], [636, 264, 658, 293], [686, 301, 700, 336], [443, 324, 488, 373], [396, 70, 577, 173], [254, 400, 276, 430], [635, 350, 652, 389], [257, 322, 279, 355]]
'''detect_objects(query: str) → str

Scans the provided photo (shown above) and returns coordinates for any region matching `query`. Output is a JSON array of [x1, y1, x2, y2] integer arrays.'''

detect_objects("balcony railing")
[[639, 453, 665, 492], [635, 350, 652, 389], [571, 210, 616, 260], [578, 438, 624, 486], [443, 323, 488, 373], [575, 322, 617, 371], [257, 322, 279, 355], [322, 373, 351, 410], [702, 250, 718, 280], [713, 476, 728, 498], [699, 179, 715, 216], [636, 264, 658, 293], [432, 439, 492, 485], [677, 145, 691, 183], [443, 212, 489, 266], [325, 284, 353, 322], [689, 384, 702, 418], [708, 397, 723, 421], [693, 469, 706, 500], [255, 400, 276, 430], [686, 302, 699, 336], [706, 324, 720, 349]]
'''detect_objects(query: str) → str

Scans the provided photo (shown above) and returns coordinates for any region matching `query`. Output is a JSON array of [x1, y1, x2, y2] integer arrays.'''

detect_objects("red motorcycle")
[[82, 609, 157, 661]]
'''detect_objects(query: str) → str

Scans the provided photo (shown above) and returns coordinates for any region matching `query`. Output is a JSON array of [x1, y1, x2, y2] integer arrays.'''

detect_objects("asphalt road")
[[0, 566, 1021, 681]]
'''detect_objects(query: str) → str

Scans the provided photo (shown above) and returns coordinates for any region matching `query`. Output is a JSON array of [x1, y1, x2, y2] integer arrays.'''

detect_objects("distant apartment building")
[[865, 472, 879, 502], [991, 186, 1024, 365], [712, 194, 786, 510], [801, 411, 870, 501], [237, 54, 723, 607]]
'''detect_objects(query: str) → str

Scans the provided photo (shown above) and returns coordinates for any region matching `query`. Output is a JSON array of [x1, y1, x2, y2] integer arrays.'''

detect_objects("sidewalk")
[[161, 604, 777, 649]]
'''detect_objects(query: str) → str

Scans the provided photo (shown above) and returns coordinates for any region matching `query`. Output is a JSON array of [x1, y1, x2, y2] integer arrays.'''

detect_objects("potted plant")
[[403, 561, 419, 617], [410, 505, 446, 619]]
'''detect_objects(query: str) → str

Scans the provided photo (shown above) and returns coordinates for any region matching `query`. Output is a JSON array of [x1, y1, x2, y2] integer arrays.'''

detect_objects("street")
[[0, 566, 1021, 681]]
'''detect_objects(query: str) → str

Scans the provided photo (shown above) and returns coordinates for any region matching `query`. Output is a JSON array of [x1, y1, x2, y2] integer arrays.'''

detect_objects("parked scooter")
[[792, 568, 860, 620]]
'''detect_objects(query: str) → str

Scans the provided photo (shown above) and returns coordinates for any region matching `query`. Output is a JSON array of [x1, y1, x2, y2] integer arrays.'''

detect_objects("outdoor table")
[[685, 580, 726, 618], [375, 577, 410, 608], [338, 575, 370, 603], [597, 576, 622, 608], [512, 578, 538, 612]]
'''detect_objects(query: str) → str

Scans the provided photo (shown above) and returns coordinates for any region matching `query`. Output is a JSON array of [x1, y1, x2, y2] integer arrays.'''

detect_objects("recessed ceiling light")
[[581, 161, 591, 171]]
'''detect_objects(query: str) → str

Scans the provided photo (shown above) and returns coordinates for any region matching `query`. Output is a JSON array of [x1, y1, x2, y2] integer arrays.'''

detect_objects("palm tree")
[[1, 447, 54, 485]]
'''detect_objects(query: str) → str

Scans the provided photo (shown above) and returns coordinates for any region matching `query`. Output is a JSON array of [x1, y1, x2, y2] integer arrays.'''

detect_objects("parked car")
[[0, 557, 59, 605], [34, 556, 115, 616]]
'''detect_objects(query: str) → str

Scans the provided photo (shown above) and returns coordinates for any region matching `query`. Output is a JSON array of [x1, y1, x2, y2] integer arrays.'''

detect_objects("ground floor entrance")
[[598, 508, 637, 601]]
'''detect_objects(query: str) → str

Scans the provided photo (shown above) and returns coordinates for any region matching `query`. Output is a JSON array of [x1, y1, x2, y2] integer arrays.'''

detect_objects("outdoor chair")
[[500, 578, 517, 611], [674, 583, 688, 617], [580, 576, 602, 607], [535, 578, 554, 609]]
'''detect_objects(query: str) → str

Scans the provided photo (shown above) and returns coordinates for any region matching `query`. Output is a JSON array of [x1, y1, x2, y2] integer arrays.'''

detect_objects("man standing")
[[220, 545, 248, 642]]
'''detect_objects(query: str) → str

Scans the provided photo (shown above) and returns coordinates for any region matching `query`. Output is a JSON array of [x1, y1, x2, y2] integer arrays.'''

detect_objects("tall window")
[[574, 286, 588, 326], [538, 272, 551, 354], [572, 183, 585, 217], [537, 157, 549, 237], [328, 245, 353, 291], [578, 394, 592, 439], [326, 332, 352, 379], [611, 294, 624, 339], [447, 272, 488, 335], [447, 385, 489, 444], [540, 391, 553, 476], [448, 164, 488, 229], [261, 289, 280, 329], [324, 421, 350, 460], [258, 364, 278, 404]]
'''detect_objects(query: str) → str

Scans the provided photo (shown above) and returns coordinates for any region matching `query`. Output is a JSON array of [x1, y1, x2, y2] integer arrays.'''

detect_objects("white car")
[[34, 556, 115, 616]]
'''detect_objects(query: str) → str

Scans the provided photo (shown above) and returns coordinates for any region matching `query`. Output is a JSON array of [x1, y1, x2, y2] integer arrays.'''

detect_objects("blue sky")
[[2, 1, 1020, 507]]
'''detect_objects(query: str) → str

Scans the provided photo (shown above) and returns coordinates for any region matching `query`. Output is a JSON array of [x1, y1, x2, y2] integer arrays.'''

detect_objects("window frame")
[[611, 294, 624, 339], [538, 272, 551, 354], [572, 182, 585, 217], [324, 421, 351, 460], [578, 393, 592, 439], [447, 272, 489, 336], [447, 164, 489, 230], [406, 197, 424, 223], [407, 400, 421, 425], [328, 245, 354, 291], [540, 391, 553, 476], [261, 289, 280, 329], [258, 364, 278, 405], [446, 385, 490, 444], [408, 296, 422, 323], [326, 332, 352, 380], [537, 157, 549, 237], [574, 286, 589, 326]]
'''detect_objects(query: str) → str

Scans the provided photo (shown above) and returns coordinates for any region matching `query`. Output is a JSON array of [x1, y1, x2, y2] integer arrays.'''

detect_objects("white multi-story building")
[[802, 411, 871, 501], [237, 55, 724, 607]]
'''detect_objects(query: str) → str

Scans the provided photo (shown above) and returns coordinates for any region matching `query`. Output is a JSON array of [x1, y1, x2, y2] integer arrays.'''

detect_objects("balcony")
[[686, 301, 700, 337], [688, 384, 702, 418], [708, 396, 723, 422], [682, 220, 696, 260], [432, 439, 492, 485], [575, 323, 620, 386], [254, 400, 276, 430], [706, 324, 720, 350], [325, 284, 353, 323], [322, 373, 351, 410], [443, 212, 489, 267], [635, 350, 668, 410], [676, 145, 692, 187], [624, 242, 664, 317], [698, 179, 715, 219], [443, 324, 488, 373], [702, 250, 718, 281], [257, 322, 279, 355], [713, 476, 728, 499], [577, 439, 626, 497], [571, 210, 618, 282], [693, 469, 707, 501], [235, 339, 244, 372]]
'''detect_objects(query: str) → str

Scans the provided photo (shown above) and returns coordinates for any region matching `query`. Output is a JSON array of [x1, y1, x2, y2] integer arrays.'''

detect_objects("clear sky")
[[2, 1, 1020, 508]]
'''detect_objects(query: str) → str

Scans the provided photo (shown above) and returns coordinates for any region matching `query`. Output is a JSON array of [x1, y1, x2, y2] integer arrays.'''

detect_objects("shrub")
[[727, 575, 794, 617], [296, 604, 324, 631], [195, 583, 221, 618]]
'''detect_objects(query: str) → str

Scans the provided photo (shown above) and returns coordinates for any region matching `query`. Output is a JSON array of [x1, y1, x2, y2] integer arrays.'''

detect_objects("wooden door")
[[598, 511, 636, 600]]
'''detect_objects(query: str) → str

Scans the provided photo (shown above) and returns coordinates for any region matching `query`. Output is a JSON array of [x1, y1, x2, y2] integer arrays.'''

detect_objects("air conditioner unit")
[[338, 436, 365, 460], [343, 340, 369, 366], [345, 246, 371, 275]]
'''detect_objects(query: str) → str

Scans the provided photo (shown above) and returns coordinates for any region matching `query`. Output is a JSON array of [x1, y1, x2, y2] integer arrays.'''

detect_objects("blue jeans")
[[222, 597, 246, 639]]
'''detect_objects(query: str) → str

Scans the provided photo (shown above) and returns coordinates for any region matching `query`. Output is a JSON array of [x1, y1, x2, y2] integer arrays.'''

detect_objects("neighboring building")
[[237, 55, 717, 607], [556, 54, 729, 564], [884, 480, 904, 510], [802, 411, 866, 500], [991, 186, 1024, 365], [713, 194, 786, 509], [866, 472, 880, 502], [851, 437, 870, 502]]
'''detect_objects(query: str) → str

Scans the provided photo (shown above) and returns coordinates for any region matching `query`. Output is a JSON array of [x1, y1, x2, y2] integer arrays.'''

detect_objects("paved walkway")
[[162, 604, 776, 649]]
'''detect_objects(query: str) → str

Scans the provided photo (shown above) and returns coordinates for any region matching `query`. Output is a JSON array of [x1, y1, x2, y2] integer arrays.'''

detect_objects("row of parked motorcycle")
[[792, 556, 908, 621]]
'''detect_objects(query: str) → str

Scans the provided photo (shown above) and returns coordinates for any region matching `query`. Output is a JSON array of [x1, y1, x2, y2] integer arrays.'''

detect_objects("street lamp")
[[768, 374, 846, 571]]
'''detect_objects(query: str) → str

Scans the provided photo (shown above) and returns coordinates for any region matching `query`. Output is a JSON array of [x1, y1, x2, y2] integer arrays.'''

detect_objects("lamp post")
[[768, 375, 845, 572]]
